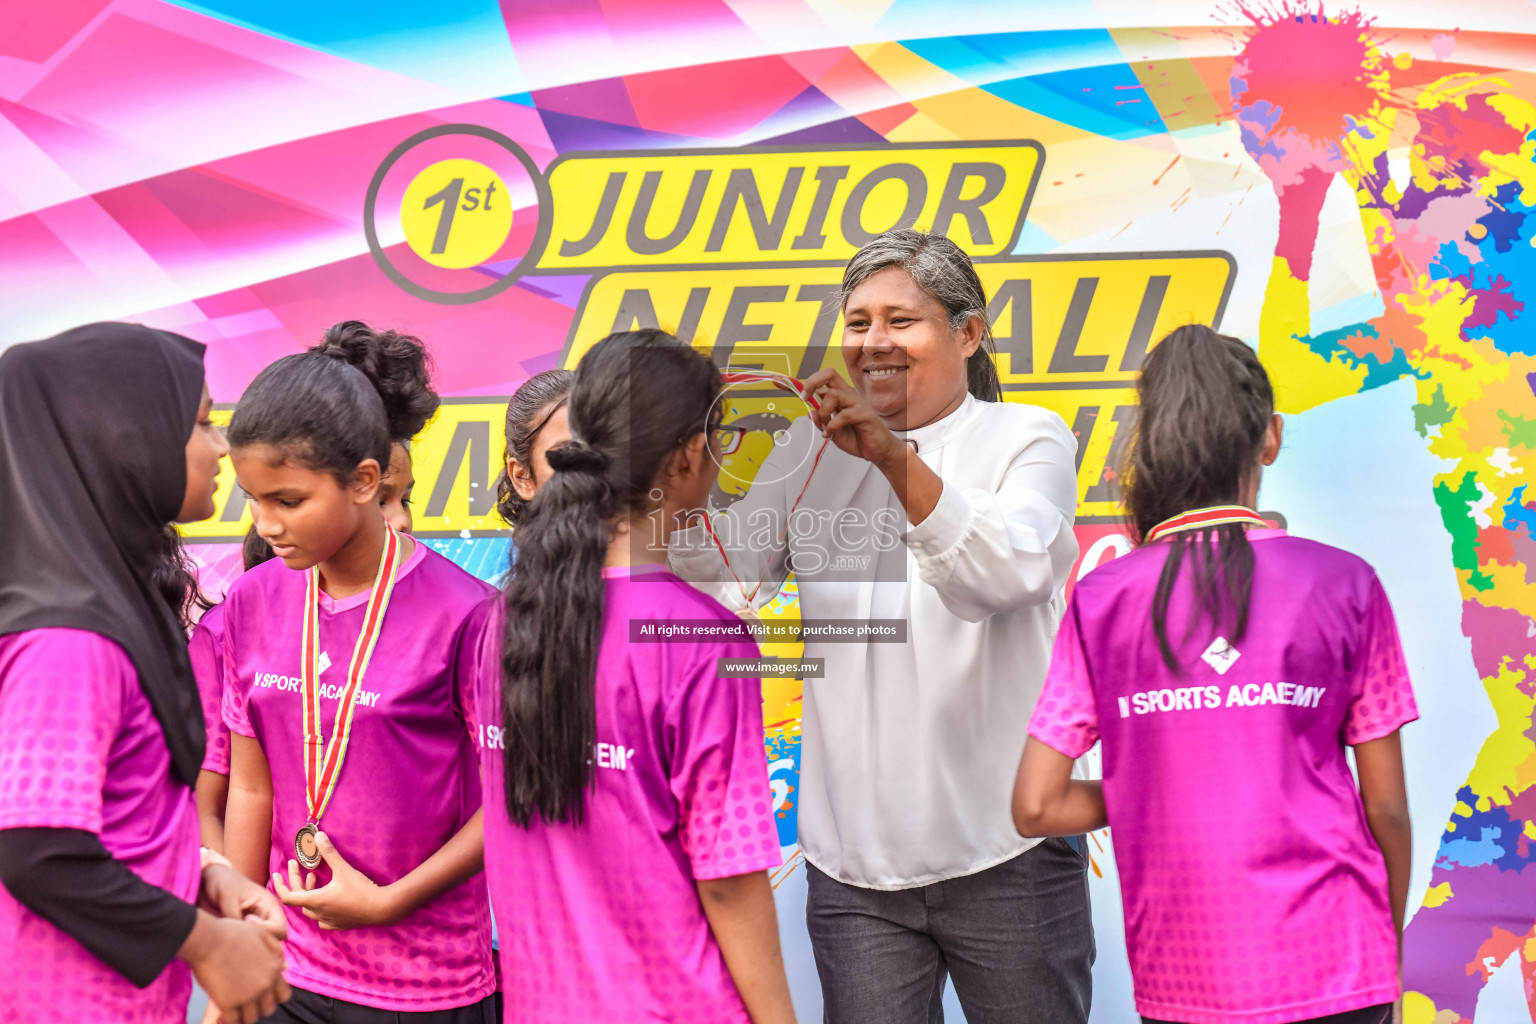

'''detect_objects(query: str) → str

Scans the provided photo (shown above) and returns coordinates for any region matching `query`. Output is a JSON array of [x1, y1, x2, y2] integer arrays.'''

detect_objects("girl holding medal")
[[0, 323, 290, 1024], [1015, 325, 1415, 1024], [196, 495, 410, 859], [219, 346, 497, 1024], [473, 330, 796, 1023], [194, 322, 433, 859]]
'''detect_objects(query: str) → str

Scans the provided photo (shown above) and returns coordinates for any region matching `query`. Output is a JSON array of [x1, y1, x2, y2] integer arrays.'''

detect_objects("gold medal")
[[707, 370, 831, 615], [294, 823, 321, 870]]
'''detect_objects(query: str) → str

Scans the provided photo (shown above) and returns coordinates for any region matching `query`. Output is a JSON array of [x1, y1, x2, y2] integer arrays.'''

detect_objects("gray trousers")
[[806, 838, 1095, 1024]]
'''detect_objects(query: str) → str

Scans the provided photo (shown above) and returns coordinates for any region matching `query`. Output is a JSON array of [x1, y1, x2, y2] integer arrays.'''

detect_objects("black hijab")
[[0, 323, 207, 786]]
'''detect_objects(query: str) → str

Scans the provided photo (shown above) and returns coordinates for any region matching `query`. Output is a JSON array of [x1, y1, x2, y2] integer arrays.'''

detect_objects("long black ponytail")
[[500, 330, 722, 826], [1122, 325, 1275, 671]]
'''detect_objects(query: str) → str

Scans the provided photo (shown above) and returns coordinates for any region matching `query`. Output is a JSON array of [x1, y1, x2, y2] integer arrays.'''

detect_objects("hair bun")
[[547, 440, 610, 475], [312, 321, 439, 443]]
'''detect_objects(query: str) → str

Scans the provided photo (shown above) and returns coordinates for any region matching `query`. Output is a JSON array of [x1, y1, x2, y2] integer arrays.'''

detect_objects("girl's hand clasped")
[[200, 862, 287, 940]]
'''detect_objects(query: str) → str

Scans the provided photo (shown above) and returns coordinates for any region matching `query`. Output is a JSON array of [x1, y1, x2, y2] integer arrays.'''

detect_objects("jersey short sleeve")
[[666, 641, 781, 881], [189, 616, 230, 774], [219, 619, 255, 740], [1027, 600, 1100, 758], [0, 630, 131, 833], [1343, 576, 1419, 746]]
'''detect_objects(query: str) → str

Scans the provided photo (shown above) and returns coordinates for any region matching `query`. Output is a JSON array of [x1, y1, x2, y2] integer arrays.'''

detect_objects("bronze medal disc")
[[294, 824, 321, 870], [735, 605, 759, 623]]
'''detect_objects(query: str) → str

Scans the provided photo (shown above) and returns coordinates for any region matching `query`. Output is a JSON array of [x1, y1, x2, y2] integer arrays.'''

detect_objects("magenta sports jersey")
[[0, 629, 201, 1024], [189, 602, 230, 776], [1029, 530, 1417, 1024], [473, 566, 780, 1023], [221, 540, 495, 1011]]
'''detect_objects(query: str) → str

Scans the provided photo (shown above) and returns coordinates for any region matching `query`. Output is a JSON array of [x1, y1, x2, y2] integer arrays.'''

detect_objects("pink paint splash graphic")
[[1230, 3, 1382, 279], [1234, 3, 1536, 1019]]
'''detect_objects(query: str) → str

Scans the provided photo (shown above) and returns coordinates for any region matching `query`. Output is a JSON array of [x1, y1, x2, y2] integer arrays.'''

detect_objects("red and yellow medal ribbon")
[[300, 524, 401, 823], [708, 370, 830, 609], [1143, 505, 1269, 543], [718, 370, 824, 412]]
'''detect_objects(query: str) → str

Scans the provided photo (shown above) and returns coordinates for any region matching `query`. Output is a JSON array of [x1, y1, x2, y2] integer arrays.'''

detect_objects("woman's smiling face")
[[841, 265, 981, 431]]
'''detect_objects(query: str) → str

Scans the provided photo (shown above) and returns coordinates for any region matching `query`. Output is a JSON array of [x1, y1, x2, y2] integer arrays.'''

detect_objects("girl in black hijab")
[[0, 323, 291, 1024]]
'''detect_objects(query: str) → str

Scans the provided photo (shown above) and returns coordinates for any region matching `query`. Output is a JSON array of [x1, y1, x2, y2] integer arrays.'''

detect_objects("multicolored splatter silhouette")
[[1235, 6, 1536, 1021]]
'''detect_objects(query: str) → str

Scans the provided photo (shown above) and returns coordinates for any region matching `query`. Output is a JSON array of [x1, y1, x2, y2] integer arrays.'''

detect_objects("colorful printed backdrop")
[[5, 1, 1536, 1020]]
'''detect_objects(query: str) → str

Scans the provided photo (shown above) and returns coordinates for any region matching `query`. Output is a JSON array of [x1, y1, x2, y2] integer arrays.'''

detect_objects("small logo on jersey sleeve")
[[1201, 637, 1241, 675]]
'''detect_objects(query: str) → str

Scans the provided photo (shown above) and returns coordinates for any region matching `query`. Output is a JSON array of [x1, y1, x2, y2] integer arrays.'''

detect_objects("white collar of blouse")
[[891, 392, 979, 455]]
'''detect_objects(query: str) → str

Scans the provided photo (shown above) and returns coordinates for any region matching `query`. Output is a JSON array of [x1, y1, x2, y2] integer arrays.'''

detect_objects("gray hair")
[[839, 228, 1002, 402]]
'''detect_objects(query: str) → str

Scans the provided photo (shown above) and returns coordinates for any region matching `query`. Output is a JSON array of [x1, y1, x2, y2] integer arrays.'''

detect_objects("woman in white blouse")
[[671, 228, 1091, 1024]]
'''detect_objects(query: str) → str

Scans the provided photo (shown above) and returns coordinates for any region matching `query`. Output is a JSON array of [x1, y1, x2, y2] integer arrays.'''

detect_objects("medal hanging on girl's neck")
[[1143, 505, 1268, 544], [293, 524, 402, 870], [708, 370, 830, 621]]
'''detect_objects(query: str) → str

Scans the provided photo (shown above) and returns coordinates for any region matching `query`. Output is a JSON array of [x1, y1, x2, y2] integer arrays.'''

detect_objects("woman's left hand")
[[271, 832, 399, 931], [803, 368, 904, 469], [199, 863, 287, 941]]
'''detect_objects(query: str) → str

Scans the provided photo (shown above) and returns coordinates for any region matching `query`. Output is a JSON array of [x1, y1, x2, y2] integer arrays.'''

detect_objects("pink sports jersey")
[[189, 602, 230, 775], [221, 540, 494, 1011], [474, 566, 780, 1023], [0, 629, 201, 1024], [1029, 531, 1417, 1024]]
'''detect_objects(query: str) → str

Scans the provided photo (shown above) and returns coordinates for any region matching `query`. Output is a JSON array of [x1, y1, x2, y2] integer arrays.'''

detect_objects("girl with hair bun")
[[311, 320, 440, 535], [1015, 325, 1414, 1024], [217, 329, 497, 1024], [194, 323, 437, 859], [472, 330, 796, 1023]]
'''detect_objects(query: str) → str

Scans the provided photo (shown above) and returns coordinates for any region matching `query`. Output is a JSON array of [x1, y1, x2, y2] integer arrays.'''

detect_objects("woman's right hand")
[[179, 911, 290, 1024]]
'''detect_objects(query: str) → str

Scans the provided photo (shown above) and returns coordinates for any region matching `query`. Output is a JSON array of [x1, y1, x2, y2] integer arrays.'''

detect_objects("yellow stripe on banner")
[[556, 252, 1233, 521], [183, 254, 1231, 539]]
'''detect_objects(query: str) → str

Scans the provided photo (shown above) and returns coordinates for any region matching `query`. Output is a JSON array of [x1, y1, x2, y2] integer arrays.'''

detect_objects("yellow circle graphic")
[[400, 159, 513, 269]]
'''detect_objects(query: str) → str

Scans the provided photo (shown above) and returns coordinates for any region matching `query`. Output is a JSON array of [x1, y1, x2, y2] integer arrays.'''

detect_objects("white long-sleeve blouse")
[[670, 392, 1079, 889]]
